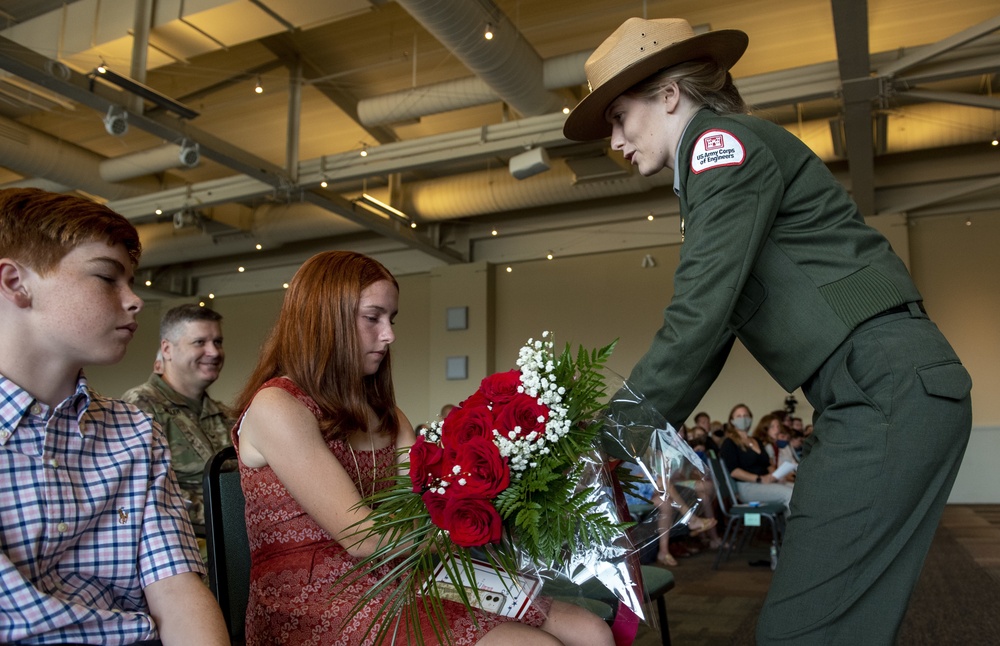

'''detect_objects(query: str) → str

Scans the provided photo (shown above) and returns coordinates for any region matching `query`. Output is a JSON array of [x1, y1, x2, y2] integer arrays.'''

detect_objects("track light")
[[103, 105, 128, 136], [484, 23, 494, 40], [178, 139, 200, 167], [92, 65, 199, 119], [254, 76, 263, 94], [356, 193, 415, 228]]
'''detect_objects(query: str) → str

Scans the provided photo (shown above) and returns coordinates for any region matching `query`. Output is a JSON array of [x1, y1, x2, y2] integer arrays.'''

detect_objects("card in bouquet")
[[426, 557, 542, 619]]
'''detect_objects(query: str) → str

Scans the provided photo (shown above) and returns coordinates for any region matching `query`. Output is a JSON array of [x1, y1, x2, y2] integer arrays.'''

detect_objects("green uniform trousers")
[[756, 303, 972, 644]]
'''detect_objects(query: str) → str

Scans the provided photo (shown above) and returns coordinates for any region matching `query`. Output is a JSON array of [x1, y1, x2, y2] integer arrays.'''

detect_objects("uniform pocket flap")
[[917, 362, 972, 401]]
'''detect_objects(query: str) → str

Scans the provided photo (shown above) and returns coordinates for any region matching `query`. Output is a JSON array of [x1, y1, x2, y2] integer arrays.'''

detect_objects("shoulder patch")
[[690, 129, 746, 174]]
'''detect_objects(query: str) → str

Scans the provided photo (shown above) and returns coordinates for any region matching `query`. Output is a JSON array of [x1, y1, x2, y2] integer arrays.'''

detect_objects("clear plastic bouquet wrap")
[[336, 333, 707, 645]]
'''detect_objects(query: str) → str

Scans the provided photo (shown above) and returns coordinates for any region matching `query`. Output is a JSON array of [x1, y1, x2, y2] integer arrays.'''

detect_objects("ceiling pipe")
[[99, 142, 200, 182], [136, 202, 365, 267], [394, 0, 563, 118], [404, 158, 671, 220], [0, 114, 161, 199], [358, 50, 589, 126]]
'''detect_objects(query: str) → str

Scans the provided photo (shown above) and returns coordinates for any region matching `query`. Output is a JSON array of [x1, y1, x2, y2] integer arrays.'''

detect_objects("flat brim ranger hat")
[[563, 17, 748, 141]]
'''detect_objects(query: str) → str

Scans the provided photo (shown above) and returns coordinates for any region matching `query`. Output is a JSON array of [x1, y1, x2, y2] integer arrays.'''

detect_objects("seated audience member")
[[709, 419, 725, 443], [719, 404, 793, 512], [689, 417, 719, 453], [123, 304, 234, 531], [231, 251, 612, 645], [789, 429, 805, 462], [693, 410, 711, 435], [751, 413, 783, 469], [0, 188, 227, 645], [652, 483, 717, 566]]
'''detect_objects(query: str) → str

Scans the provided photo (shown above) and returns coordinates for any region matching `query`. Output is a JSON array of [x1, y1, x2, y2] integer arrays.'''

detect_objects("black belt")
[[868, 301, 926, 321]]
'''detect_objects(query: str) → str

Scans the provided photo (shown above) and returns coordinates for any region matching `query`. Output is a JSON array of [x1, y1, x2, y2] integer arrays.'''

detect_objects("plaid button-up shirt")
[[0, 372, 204, 645]]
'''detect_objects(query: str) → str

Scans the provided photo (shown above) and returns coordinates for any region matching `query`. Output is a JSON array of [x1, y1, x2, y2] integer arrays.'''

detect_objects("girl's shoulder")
[[257, 377, 324, 421]]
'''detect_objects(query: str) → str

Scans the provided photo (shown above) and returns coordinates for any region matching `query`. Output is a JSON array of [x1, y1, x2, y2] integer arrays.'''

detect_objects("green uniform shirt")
[[122, 373, 234, 527], [629, 108, 921, 427]]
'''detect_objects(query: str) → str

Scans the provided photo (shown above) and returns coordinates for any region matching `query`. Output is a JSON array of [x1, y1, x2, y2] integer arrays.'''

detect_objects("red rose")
[[480, 370, 522, 405], [409, 436, 444, 493], [423, 490, 448, 529], [444, 436, 510, 499], [441, 403, 495, 446], [441, 496, 503, 547], [459, 390, 489, 410], [494, 393, 549, 441]]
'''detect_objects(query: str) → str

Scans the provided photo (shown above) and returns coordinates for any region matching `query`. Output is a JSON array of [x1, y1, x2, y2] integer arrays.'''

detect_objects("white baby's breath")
[[495, 332, 572, 474]]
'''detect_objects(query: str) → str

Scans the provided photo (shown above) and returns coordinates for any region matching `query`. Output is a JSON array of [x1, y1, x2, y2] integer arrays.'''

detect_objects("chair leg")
[[713, 519, 739, 570], [656, 595, 671, 646]]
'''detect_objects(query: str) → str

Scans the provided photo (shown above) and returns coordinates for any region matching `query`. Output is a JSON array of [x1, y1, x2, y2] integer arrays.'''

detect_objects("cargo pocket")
[[916, 361, 972, 400]]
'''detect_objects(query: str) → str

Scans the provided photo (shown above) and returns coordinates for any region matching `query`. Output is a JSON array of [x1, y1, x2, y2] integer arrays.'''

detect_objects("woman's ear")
[[663, 81, 682, 113], [0, 259, 32, 308]]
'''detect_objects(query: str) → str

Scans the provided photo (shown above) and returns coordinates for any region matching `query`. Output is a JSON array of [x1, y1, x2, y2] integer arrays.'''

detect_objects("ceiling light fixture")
[[254, 76, 263, 94], [102, 105, 128, 136], [91, 65, 199, 119], [484, 23, 494, 40], [356, 193, 414, 227]]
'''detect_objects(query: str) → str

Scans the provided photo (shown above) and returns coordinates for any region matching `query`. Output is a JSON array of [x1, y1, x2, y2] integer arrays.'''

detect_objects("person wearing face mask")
[[564, 17, 972, 644], [719, 404, 792, 512]]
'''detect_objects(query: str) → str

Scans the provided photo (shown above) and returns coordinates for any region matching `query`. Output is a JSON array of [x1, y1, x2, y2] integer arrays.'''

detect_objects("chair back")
[[203, 445, 250, 643], [706, 449, 740, 513]]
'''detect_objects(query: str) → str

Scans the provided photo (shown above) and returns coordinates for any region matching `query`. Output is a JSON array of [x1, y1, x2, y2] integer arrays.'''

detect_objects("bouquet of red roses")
[[338, 332, 704, 645]]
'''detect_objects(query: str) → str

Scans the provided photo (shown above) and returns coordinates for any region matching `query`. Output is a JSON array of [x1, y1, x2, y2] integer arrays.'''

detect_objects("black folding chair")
[[202, 445, 250, 645], [706, 449, 785, 570]]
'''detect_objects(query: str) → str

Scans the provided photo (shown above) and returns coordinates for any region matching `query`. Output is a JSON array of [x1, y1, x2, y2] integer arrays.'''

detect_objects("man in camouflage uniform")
[[123, 304, 233, 533]]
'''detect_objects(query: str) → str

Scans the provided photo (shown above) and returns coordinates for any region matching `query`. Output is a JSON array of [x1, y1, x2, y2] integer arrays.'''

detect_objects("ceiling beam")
[[260, 33, 398, 145], [877, 13, 1000, 78], [831, 0, 877, 216], [0, 34, 292, 190], [301, 188, 465, 264], [895, 87, 1000, 110]]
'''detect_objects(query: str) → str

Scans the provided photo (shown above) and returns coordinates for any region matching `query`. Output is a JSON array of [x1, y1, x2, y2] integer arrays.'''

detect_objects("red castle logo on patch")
[[705, 134, 725, 150]]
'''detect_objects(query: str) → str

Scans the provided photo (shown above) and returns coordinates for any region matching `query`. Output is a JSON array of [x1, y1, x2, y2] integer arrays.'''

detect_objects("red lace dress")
[[233, 377, 551, 645]]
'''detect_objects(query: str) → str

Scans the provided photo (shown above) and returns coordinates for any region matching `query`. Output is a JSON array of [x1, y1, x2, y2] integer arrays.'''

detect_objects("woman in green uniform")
[[564, 17, 973, 645]]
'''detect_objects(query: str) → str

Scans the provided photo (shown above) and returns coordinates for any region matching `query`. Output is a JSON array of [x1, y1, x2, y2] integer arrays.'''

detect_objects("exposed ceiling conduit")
[[136, 202, 365, 267], [394, 0, 563, 118], [0, 114, 161, 199], [404, 158, 672, 220], [99, 142, 200, 182], [134, 158, 672, 264], [357, 50, 590, 126]]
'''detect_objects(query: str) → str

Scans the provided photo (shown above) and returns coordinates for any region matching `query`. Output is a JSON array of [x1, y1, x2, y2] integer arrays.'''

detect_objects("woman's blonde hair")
[[625, 59, 749, 115]]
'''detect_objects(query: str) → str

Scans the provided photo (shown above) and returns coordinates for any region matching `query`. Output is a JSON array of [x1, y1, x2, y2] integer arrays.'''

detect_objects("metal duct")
[[134, 154, 669, 265], [394, 0, 563, 118], [136, 202, 364, 267], [0, 115, 160, 200], [358, 51, 590, 126], [100, 142, 200, 182], [405, 157, 671, 220]]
